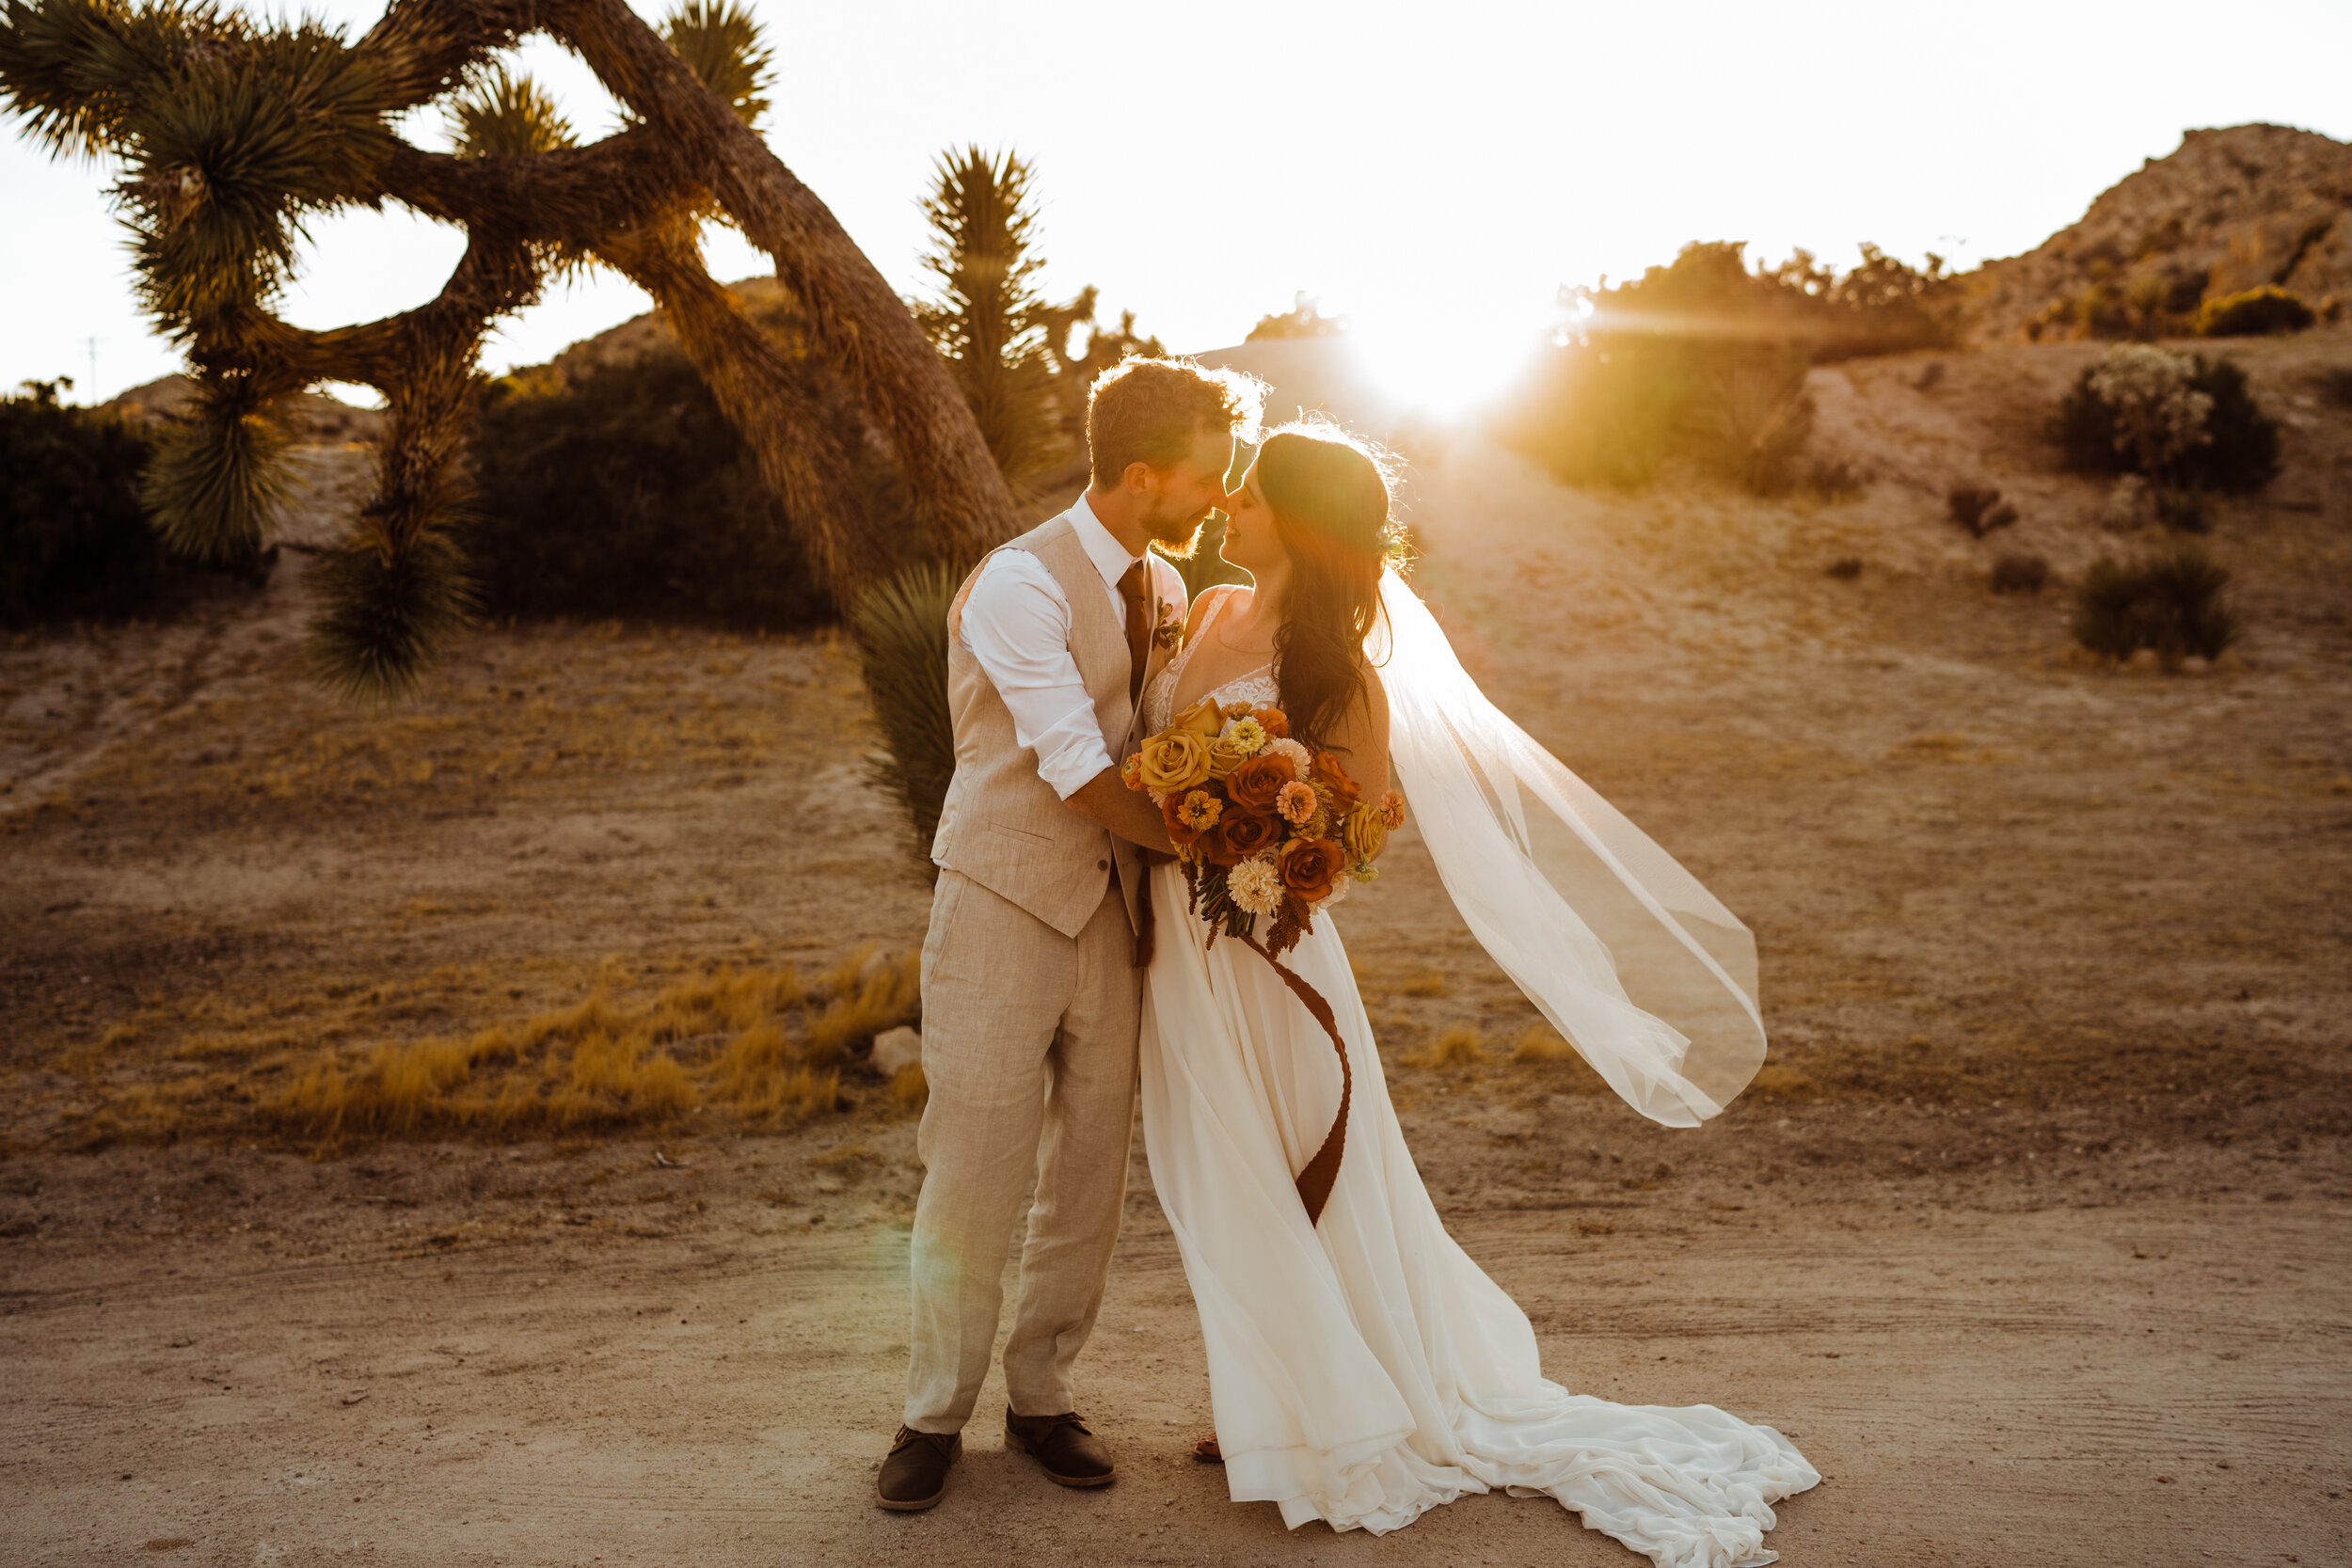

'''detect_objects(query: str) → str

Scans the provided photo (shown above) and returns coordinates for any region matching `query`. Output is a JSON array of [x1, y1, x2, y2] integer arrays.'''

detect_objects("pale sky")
[[6, 0, 2348, 409]]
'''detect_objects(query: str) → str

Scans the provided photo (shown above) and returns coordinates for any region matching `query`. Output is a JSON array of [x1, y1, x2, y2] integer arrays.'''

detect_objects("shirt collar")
[[1068, 492, 1144, 594]]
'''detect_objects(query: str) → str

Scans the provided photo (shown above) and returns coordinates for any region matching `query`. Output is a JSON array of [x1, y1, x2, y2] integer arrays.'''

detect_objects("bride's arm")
[[1322, 657, 1390, 801]]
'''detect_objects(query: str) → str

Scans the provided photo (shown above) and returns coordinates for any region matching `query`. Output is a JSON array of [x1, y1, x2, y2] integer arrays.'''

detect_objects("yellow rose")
[[1204, 736, 1247, 779], [1170, 696, 1226, 740], [1343, 801, 1390, 863], [1137, 729, 1213, 794]]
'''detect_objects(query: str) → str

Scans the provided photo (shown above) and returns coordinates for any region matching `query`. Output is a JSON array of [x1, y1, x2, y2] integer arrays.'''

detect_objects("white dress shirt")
[[958, 495, 1187, 800]]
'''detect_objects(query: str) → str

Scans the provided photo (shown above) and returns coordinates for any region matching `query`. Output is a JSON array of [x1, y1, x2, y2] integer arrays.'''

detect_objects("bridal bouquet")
[[1123, 696, 1406, 957]]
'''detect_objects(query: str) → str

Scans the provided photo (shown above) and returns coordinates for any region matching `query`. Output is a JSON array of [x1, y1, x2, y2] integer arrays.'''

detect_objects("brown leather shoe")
[[877, 1425, 961, 1511], [1004, 1408, 1116, 1487]]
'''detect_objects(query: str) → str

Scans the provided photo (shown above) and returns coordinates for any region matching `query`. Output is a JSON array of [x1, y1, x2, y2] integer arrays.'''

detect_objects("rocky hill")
[[103, 374, 383, 441], [1966, 122, 2352, 341]]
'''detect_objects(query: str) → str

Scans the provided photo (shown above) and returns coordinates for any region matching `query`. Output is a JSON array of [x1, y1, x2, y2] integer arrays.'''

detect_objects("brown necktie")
[[1117, 560, 1151, 705]]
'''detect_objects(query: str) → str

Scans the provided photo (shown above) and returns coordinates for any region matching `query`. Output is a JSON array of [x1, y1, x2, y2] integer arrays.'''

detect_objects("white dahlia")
[[1263, 737, 1311, 772], [1228, 853, 1284, 917]]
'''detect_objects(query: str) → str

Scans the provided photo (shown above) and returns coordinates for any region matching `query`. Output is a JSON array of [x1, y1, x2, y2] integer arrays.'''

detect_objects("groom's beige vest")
[[931, 511, 1170, 940]]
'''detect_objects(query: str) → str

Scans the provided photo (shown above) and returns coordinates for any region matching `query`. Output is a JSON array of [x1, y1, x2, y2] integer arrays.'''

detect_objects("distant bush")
[[2197, 287, 2314, 338], [1824, 557, 1863, 580], [2315, 367, 2352, 410], [1, 380, 267, 626], [851, 560, 962, 861], [1947, 484, 2016, 538], [467, 341, 884, 629], [2072, 546, 2236, 664], [2153, 486, 2211, 534], [1990, 552, 2049, 594], [2054, 347, 2280, 495], [1502, 241, 1954, 494], [1247, 293, 1347, 341]]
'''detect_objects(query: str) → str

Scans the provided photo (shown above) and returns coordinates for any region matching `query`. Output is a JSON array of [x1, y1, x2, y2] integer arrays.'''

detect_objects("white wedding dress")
[[1135, 579, 1820, 1565]]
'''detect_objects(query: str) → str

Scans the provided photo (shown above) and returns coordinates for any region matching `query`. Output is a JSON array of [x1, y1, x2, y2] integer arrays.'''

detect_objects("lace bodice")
[[1142, 588, 1279, 733]]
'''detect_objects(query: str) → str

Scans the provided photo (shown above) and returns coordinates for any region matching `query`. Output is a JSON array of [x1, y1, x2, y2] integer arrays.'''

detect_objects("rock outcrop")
[[1965, 123, 2352, 341]]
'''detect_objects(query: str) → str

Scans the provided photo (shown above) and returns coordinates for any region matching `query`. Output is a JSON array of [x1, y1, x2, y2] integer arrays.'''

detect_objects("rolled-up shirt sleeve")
[[957, 551, 1120, 800]]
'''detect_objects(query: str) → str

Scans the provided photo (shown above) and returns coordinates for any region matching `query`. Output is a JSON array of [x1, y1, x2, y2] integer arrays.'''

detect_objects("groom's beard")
[[1145, 504, 1219, 560]]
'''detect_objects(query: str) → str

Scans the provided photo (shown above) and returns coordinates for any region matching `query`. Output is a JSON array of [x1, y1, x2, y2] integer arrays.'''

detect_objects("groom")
[[878, 357, 1260, 1512]]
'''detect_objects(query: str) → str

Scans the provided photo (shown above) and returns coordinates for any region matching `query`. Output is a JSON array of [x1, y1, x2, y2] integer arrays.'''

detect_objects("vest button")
[[1096, 859, 1109, 871]]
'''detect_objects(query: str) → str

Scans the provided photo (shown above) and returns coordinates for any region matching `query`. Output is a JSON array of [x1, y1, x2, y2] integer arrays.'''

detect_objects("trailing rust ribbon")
[[1235, 930, 1352, 1227]]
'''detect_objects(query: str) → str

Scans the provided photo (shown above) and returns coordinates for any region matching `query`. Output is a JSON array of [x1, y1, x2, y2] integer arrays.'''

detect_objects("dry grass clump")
[[1511, 1026, 1579, 1063], [1406, 1025, 1486, 1070], [887, 1063, 929, 1117], [259, 948, 918, 1148]]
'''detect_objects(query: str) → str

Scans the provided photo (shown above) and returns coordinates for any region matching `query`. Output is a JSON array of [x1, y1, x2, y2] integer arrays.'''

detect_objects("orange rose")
[[1311, 751, 1361, 810], [1216, 809, 1282, 862], [1278, 837, 1344, 902], [1227, 752, 1296, 814], [1251, 705, 1290, 739]]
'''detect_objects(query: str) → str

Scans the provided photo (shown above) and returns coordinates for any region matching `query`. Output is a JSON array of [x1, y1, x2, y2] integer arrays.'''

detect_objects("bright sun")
[[1344, 297, 1565, 420]]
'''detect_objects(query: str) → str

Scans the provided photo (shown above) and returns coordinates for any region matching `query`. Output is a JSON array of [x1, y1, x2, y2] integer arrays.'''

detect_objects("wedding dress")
[[1136, 576, 1819, 1565]]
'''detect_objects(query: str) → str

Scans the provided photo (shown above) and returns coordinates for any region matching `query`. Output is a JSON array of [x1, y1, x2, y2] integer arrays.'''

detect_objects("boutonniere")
[[1152, 602, 1185, 653]]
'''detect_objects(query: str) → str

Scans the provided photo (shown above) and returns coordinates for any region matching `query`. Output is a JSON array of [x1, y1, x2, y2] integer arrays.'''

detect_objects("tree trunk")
[[598, 218, 897, 598], [545, 0, 1020, 568]]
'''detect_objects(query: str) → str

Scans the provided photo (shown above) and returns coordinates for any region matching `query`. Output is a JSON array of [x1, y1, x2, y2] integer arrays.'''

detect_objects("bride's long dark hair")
[[1261, 424, 1405, 752]]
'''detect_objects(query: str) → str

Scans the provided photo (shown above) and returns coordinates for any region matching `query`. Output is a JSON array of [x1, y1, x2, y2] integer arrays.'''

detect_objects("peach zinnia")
[[1276, 780, 1317, 825]]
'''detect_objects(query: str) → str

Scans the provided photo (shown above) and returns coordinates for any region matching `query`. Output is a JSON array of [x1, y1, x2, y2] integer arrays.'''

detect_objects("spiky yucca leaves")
[[137, 368, 292, 559], [852, 559, 964, 860], [448, 63, 575, 155], [660, 0, 768, 124], [914, 146, 1060, 486]]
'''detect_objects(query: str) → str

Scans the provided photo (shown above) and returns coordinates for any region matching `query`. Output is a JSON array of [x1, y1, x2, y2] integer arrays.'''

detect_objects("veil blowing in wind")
[[1371, 566, 1769, 1125]]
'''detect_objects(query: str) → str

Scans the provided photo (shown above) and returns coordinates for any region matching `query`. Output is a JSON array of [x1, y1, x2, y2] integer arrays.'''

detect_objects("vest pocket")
[[983, 819, 1056, 847]]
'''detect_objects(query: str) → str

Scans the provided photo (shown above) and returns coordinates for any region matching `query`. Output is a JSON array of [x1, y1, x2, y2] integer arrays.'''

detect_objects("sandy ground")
[[5, 332, 2351, 1564]]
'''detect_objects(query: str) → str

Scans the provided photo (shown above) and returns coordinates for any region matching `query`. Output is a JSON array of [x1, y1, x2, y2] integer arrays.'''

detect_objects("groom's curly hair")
[[1086, 356, 1261, 486]]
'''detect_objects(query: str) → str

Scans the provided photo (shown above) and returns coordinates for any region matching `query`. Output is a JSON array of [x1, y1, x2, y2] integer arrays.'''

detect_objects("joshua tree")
[[0, 0, 1019, 696]]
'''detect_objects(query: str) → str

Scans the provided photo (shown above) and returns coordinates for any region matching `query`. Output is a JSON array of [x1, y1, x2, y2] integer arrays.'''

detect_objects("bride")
[[1134, 424, 1820, 1565]]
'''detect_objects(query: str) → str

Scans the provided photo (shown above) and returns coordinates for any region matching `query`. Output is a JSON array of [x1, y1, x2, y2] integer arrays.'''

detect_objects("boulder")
[[871, 1026, 923, 1078]]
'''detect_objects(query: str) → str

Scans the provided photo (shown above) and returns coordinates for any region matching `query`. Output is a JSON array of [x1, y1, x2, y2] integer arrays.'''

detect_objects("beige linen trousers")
[[905, 511, 1176, 1433]]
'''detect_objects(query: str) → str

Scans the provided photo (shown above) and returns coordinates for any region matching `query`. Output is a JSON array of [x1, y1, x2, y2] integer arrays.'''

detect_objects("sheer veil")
[[1371, 567, 1766, 1126]]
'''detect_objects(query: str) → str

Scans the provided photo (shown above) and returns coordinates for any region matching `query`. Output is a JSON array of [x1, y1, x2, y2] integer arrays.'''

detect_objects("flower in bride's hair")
[[1204, 736, 1247, 780], [1377, 788, 1406, 831], [1120, 752, 1146, 792], [1278, 837, 1344, 903], [1228, 752, 1296, 814], [1171, 696, 1226, 740], [1342, 800, 1390, 863], [1228, 854, 1284, 917], [1276, 779, 1317, 826], [1224, 717, 1268, 756], [1251, 704, 1289, 739], [1137, 729, 1213, 795], [1263, 736, 1310, 772]]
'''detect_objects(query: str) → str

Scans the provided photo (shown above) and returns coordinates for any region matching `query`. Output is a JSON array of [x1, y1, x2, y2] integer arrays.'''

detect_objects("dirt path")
[[4, 1129, 2347, 1566]]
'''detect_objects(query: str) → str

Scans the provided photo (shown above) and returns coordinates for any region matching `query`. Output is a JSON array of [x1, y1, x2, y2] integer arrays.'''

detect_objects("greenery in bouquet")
[[1124, 697, 1406, 958]]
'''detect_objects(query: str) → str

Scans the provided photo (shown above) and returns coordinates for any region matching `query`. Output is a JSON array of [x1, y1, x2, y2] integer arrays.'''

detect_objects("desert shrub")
[[2153, 487, 2211, 534], [2071, 546, 2236, 664], [1502, 241, 1949, 494], [2054, 348, 2280, 495], [1824, 557, 1864, 580], [466, 341, 874, 629], [2, 381, 162, 624], [2197, 287, 2315, 338], [852, 559, 963, 858], [1247, 293, 1347, 341], [1990, 552, 2049, 594], [1947, 484, 2016, 537], [2315, 367, 2352, 410], [1804, 457, 1867, 499]]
